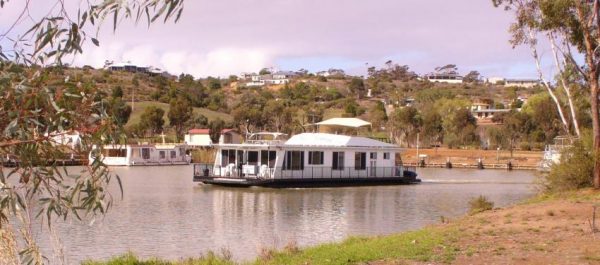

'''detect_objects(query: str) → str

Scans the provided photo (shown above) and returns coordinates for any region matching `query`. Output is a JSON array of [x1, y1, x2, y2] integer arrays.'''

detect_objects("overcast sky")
[[1, 0, 553, 78]]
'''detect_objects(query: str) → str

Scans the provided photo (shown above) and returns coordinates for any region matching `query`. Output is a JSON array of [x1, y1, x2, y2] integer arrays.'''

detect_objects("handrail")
[[193, 164, 414, 180]]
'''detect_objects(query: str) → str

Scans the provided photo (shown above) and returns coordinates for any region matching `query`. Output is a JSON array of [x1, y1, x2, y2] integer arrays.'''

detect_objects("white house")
[[505, 79, 540, 88], [424, 73, 463, 84], [316, 69, 346, 77]]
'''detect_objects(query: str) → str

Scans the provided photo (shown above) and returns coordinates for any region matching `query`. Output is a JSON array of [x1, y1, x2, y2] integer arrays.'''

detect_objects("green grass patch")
[[252, 227, 458, 265], [127, 101, 232, 127]]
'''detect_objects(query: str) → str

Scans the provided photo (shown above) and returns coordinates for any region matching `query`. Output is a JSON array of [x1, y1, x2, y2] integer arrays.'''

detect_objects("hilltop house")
[[245, 71, 297, 87], [104, 61, 174, 79], [485, 77, 540, 88], [470, 100, 511, 123], [316, 69, 346, 77], [504, 78, 540, 88], [184, 129, 242, 147]]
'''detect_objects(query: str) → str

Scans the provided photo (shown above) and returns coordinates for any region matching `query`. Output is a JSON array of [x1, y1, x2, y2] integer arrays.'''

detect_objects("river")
[[31, 166, 537, 263]]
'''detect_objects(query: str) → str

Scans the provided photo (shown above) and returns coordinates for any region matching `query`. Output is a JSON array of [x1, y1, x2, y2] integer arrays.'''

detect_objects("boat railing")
[[244, 139, 286, 145], [193, 164, 415, 180]]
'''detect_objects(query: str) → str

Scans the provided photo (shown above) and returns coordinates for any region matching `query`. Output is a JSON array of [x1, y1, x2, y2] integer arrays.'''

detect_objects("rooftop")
[[284, 133, 397, 148]]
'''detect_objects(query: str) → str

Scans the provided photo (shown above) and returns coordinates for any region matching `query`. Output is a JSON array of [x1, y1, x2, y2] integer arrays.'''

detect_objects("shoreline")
[[85, 189, 600, 265]]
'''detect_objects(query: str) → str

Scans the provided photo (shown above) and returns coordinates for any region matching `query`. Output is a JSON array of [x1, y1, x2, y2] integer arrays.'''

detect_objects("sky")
[[0, 0, 554, 79]]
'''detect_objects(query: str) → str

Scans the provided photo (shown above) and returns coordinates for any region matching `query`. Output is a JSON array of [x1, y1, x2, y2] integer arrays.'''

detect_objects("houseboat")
[[192, 132, 419, 187], [538, 136, 572, 171], [90, 143, 190, 166]]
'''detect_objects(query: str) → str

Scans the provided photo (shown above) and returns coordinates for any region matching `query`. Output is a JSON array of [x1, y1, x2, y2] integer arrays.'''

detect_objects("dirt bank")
[[402, 148, 543, 168]]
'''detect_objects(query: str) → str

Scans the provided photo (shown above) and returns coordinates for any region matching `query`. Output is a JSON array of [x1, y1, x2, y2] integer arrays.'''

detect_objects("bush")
[[468, 195, 494, 215], [519, 142, 531, 151], [544, 133, 595, 192]]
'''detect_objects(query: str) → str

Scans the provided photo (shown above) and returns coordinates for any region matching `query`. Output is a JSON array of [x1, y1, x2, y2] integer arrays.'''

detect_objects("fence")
[[193, 164, 416, 180]]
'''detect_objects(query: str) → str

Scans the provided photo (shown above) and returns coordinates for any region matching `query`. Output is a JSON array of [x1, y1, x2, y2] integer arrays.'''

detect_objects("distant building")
[[104, 61, 174, 78], [485, 77, 505, 84], [316, 68, 346, 77], [470, 100, 511, 122], [424, 73, 463, 84], [504, 78, 540, 88], [245, 71, 297, 87], [184, 129, 242, 147]]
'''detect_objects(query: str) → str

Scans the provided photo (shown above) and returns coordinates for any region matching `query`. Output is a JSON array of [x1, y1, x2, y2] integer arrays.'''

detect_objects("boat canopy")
[[285, 133, 397, 148], [315, 118, 371, 128]]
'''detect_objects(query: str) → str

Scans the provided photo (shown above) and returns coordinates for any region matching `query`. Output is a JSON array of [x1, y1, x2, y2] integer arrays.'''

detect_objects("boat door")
[[369, 152, 377, 177]]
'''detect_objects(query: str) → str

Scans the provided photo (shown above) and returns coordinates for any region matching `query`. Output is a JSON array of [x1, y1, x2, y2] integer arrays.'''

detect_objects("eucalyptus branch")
[[549, 31, 581, 137]]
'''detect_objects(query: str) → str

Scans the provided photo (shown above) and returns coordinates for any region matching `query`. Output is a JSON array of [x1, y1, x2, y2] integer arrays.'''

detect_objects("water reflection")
[[31, 166, 535, 263]]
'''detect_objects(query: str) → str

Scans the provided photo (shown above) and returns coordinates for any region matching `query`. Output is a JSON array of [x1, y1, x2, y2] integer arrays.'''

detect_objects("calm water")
[[32, 166, 536, 263]]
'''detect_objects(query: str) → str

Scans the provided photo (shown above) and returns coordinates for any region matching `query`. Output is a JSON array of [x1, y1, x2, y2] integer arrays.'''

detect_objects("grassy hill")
[[126, 101, 233, 127]]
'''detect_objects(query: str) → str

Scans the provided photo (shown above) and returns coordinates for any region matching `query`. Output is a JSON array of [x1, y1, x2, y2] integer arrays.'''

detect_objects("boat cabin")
[[202, 132, 403, 179], [91, 144, 190, 166]]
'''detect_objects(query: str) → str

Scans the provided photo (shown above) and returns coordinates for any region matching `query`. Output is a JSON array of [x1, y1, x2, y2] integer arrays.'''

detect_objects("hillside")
[[126, 101, 233, 127]]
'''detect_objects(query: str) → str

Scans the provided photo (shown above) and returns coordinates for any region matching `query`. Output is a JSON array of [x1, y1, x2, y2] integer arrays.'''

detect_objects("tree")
[[501, 111, 532, 157], [112, 86, 124, 98], [259, 68, 272, 75], [209, 119, 226, 143], [0, 0, 184, 262], [344, 100, 365, 117], [108, 98, 133, 126], [140, 106, 165, 136], [168, 98, 193, 141], [494, 0, 600, 188], [348, 77, 366, 99], [369, 101, 388, 130], [421, 110, 443, 146], [389, 107, 422, 147], [463, 71, 481, 83], [264, 100, 295, 133], [206, 76, 222, 90]]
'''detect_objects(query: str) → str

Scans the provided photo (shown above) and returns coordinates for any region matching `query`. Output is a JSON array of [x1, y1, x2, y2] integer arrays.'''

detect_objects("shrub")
[[468, 195, 494, 215], [544, 132, 595, 192], [519, 142, 531, 151]]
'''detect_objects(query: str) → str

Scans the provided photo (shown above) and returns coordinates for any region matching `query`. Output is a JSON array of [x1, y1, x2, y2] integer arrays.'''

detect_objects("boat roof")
[[284, 133, 397, 148]]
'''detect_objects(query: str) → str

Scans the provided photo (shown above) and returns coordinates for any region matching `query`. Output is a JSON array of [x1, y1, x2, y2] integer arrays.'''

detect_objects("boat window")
[[283, 151, 304, 170], [221, 149, 237, 166], [383, 152, 390, 160], [332, 152, 344, 170], [260, 151, 277, 167], [104, 149, 127, 157], [171, 151, 177, 159], [142, 148, 150, 159], [370, 152, 377, 159], [355, 152, 366, 170], [308, 151, 324, 165], [247, 151, 259, 165], [159, 151, 166, 159]]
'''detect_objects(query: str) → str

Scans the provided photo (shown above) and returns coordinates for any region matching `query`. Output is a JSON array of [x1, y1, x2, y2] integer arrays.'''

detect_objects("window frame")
[[308, 151, 324, 165]]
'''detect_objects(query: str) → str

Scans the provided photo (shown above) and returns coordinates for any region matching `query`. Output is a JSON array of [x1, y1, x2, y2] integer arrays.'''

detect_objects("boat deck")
[[192, 164, 420, 188]]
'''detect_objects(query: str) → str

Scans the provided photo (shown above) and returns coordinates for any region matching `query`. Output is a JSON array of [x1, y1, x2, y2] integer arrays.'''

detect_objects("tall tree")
[[140, 106, 165, 136], [389, 106, 422, 147], [168, 98, 193, 141], [0, 0, 184, 262], [493, 0, 600, 188], [348, 77, 367, 99]]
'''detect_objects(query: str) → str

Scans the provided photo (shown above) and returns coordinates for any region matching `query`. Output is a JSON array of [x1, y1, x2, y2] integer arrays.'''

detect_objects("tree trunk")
[[549, 33, 580, 137], [529, 30, 571, 135], [591, 79, 600, 188]]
